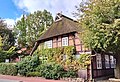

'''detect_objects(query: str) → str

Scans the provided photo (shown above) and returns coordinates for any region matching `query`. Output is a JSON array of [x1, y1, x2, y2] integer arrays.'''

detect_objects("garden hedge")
[[0, 63, 17, 76]]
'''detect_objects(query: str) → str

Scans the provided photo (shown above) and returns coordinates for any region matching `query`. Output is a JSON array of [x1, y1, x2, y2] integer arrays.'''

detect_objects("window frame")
[[96, 54, 102, 69], [110, 55, 114, 68], [62, 36, 68, 46], [44, 40, 52, 48], [105, 55, 110, 69]]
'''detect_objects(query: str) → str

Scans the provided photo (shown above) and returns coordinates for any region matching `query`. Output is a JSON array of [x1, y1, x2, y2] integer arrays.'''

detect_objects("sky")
[[0, 0, 82, 28]]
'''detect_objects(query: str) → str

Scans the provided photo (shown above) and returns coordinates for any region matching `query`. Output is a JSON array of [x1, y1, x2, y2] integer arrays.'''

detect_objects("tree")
[[14, 10, 53, 48], [76, 0, 120, 78], [0, 19, 15, 50], [0, 35, 3, 51], [0, 33, 16, 62], [14, 15, 27, 47]]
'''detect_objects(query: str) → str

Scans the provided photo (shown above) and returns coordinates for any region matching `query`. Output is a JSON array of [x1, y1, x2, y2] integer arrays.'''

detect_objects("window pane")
[[96, 54, 102, 69], [44, 40, 52, 48], [110, 56, 114, 68], [105, 55, 110, 69], [62, 37, 68, 46]]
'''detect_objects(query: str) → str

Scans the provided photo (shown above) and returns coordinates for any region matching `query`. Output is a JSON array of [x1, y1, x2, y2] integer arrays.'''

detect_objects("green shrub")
[[16, 55, 40, 76], [0, 63, 17, 75], [0, 51, 8, 62], [35, 65, 44, 77], [0, 47, 16, 63], [36, 62, 64, 80], [26, 72, 40, 77], [63, 69, 78, 78]]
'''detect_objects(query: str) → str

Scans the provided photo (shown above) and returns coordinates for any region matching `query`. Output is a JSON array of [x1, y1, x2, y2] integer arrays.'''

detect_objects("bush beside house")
[[16, 56, 40, 76], [16, 55, 77, 79], [0, 46, 89, 80]]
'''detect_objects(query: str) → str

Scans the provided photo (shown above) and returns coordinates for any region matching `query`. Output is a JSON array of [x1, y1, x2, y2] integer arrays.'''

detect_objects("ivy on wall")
[[33, 46, 91, 70]]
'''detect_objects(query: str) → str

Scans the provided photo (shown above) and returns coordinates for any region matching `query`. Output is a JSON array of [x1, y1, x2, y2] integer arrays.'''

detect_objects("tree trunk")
[[115, 54, 120, 79]]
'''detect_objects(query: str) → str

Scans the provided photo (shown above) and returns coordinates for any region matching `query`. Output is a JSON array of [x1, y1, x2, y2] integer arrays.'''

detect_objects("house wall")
[[52, 34, 74, 48], [74, 33, 91, 54], [39, 32, 114, 79], [68, 34, 74, 46], [57, 36, 62, 47], [91, 53, 114, 79], [53, 38, 57, 48], [41, 32, 90, 54], [51, 33, 90, 54]]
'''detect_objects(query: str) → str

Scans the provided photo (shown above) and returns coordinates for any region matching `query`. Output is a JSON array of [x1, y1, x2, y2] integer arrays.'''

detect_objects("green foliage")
[[26, 72, 40, 77], [0, 46, 16, 62], [33, 46, 79, 70], [36, 62, 65, 80], [0, 32, 16, 63], [34, 46, 90, 70], [16, 55, 40, 76], [0, 19, 15, 50], [0, 63, 17, 76], [34, 46, 75, 61], [15, 51, 78, 79], [78, 54, 91, 69], [63, 69, 77, 78], [35, 62, 77, 79], [76, 0, 120, 53], [0, 36, 3, 50], [14, 10, 53, 48], [0, 51, 8, 62]]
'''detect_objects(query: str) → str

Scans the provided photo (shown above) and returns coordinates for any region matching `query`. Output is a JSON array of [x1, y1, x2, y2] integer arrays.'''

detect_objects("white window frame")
[[105, 55, 110, 69], [62, 37, 68, 46], [44, 40, 52, 48], [63, 55, 67, 60], [110, 55, 114, 68], [96, 54, 102, 69]]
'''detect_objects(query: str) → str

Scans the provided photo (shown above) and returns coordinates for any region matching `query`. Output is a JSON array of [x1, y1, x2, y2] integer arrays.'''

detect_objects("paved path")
[[0, 79, 19, 82], [97, 80, 111, 82], [0, 75, 66, 82]]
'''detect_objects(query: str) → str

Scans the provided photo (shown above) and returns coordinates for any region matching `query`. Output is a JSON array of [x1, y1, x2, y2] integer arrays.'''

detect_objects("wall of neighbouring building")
[[91, 52, 115, 79]]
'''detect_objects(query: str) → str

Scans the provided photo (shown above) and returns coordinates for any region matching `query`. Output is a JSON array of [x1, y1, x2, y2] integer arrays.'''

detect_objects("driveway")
[[0, 75, 66, 82]]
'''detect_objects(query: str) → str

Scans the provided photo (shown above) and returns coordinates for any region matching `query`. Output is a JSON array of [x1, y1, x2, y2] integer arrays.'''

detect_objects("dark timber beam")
[[30, 42, 39, 55]]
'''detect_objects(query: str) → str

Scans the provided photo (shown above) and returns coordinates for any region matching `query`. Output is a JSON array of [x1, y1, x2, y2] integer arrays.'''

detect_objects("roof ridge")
[[61, 14, 77, 22], [55, 13, 77, 22]]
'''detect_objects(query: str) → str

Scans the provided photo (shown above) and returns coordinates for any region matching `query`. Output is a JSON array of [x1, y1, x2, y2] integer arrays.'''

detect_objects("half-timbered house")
[[30, 13, 116, 80]]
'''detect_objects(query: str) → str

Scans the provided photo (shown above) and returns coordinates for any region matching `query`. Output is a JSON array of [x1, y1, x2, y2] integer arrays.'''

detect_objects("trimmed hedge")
[[0, 63, 17, 76]]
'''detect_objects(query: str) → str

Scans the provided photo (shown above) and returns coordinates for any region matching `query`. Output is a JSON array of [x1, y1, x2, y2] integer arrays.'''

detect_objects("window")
[[96, 54, 102, 69], [63, 55, 67, 60], [114, 58, 116, 68], [110, 56, 114, 68], [105, 55, 110, 69], [44, 40, 52, 48], [110, 56, 116, 68], [62, 37, 68, 46]]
